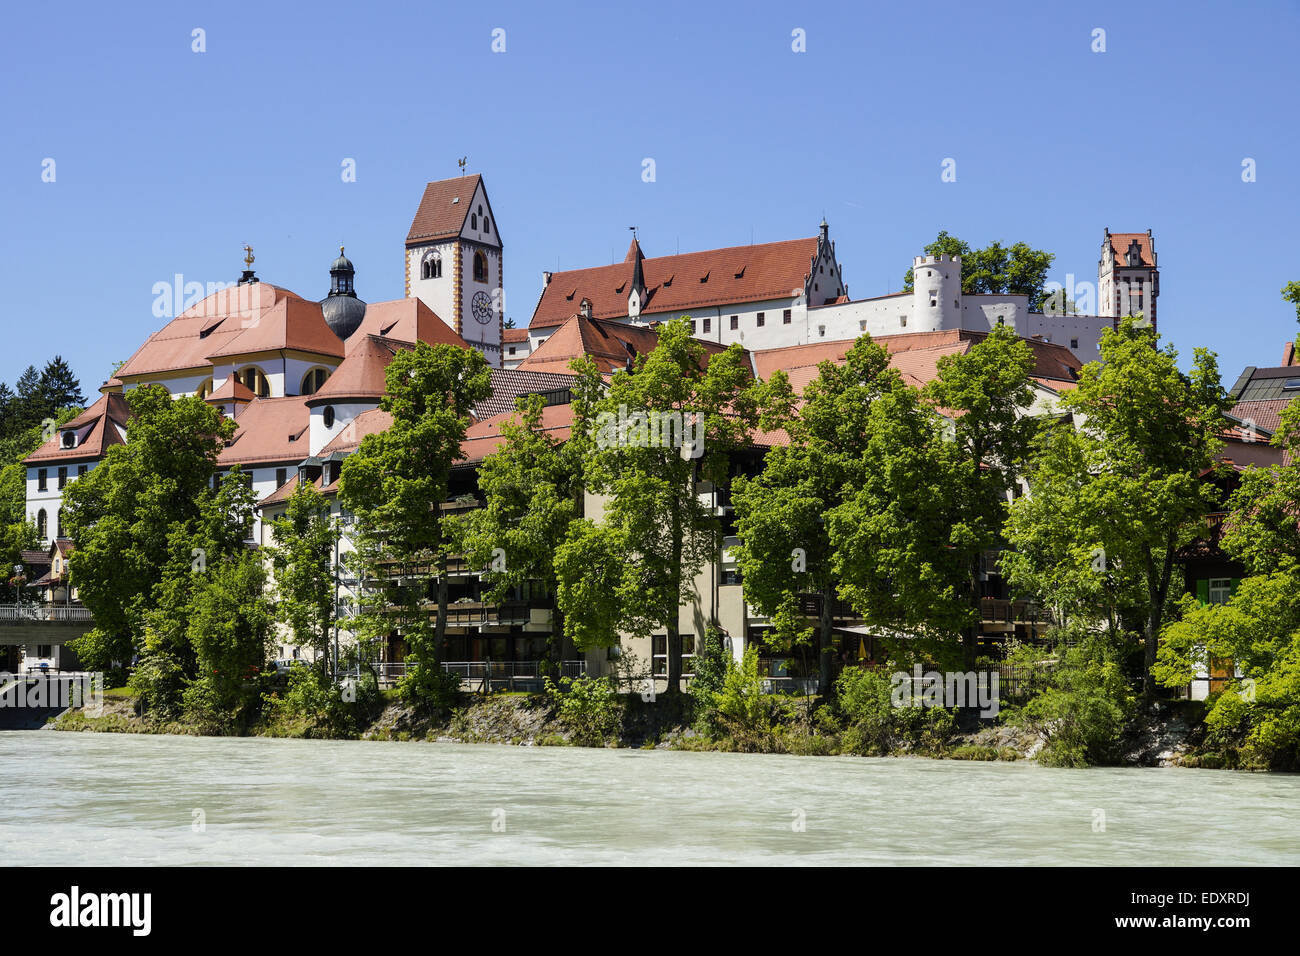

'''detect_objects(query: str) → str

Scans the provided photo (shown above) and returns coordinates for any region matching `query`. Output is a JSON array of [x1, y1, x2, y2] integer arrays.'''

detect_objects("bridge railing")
[[0, 604, 94, 623]]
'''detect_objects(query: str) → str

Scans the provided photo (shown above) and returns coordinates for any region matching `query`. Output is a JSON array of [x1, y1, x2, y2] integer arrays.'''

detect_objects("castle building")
[[528, 226, 1159, 363], [405, 175, 504, 368], [527, 221, 846, 353]]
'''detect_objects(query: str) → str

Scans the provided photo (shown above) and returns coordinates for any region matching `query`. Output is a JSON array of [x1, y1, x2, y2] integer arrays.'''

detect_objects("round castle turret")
[[911, 254, 962, 332]]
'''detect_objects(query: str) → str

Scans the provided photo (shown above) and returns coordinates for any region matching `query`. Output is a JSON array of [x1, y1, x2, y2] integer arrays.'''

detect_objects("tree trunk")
[[818, 582, 834, 697], [1142, 542, 1176, 699], [434, 552, 448, 665], [665, 504, 684, 696], [963, 554, 981, 672]]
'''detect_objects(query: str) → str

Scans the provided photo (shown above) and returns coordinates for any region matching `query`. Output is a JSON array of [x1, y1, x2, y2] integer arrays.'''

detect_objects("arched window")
[[422, 252, 442, 280], [36, 509, 47, 540], [237, 366, 270, 398], [473, 251, 488, 283], [196, 378, 214, 400], [470, 213, 478, 230], [300, 368, 329, 395]]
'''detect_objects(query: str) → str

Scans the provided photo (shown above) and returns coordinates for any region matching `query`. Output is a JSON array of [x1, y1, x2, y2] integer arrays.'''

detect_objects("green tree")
[[558, 319, 759, 695], [338, 342, 492, 708], [61, 386, 237, 670], [459, 378, 598, 670], [1155, 571, 1300, 769], [733, 335, 900, 694], [186, 549, 272, 711], [269, 481, 339, 670], [1282, 281, 1300, 326], [903, 232, 1056, 309], [38, 356, 85, 414], [1005, 318, 1230, 694], [922, 324, 1039, 669]]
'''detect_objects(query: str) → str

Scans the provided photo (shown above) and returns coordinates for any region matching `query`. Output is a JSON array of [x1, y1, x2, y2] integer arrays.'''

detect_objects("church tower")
[[1098, 228, 1159, 332], [405, 174, 503, 367]]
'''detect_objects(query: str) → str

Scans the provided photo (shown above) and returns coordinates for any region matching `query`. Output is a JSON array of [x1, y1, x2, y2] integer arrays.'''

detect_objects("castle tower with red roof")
[[1099, 228, 1160, 332]]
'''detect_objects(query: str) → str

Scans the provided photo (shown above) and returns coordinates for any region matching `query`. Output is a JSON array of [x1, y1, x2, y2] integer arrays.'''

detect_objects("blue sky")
[[2, 0, 1297, 393]]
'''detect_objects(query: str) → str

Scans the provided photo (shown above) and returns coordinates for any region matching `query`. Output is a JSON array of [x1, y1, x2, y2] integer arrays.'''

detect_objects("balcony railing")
[[0, 604, 94, 624], [979, 598, 1046, 625]]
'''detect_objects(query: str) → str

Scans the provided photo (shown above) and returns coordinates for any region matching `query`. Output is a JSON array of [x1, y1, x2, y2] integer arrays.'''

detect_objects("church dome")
[[321, 294, 367, 339], [320, 244, 366, 339]]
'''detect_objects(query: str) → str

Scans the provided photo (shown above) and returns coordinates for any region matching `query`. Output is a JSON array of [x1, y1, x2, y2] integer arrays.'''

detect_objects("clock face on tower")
[[471, 290, 494, 324]]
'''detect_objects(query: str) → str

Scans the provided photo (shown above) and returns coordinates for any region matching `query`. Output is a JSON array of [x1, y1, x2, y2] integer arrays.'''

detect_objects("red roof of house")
[[205, 376, 256, 404], [319, 408, 394, 456], [348, 298, 466, 351], [502, 327, 530, 343], [461, 403, 576, 464], [116, 282, 344, 383], [406, 175, 481, 245], [23, 392, 131, 464], [750, 329, 1082, 397], [308, 335, 408, 406], [529, 237, 820, 329], [518, 314, 733, 375], [1229, 399, 1290, 437], [117, 282, 306, 379], [205, 296, 344, 361], [217, 396, 311, 467]]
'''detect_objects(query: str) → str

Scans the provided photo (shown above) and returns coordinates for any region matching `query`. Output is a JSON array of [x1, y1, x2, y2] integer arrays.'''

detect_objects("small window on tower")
[[471, 213, 478, 230], [473, 252, 488, 283]]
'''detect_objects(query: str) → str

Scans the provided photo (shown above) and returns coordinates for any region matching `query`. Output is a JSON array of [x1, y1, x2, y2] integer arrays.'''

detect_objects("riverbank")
[[44, 691, 1227, 769]]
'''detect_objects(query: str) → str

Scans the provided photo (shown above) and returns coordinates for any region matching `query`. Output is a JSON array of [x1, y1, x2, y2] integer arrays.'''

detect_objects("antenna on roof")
[[458, 156, 467, 176]]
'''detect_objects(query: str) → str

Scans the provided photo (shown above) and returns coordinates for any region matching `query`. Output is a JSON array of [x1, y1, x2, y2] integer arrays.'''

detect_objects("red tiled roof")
[[461, 403, 576, 463], [308, 336, 407, 406], [502, 327, 529, 343], [519, 314, 733, 375], [23, 392, 131, 464], [406, 175, 480, 245], [530, 237, 819, 329], [1107, 232, 1155, 268], [217, 396, 311, 466], [258, 472, 301, 508], [1228, 399, 1290, 437], [319, 408, 394, 456], [117, 282, 304, 379], [751, 329, 1082, 396], [205, 376, 256, 404], [348, 298, 466, 351], [204, 296, 344, 361]]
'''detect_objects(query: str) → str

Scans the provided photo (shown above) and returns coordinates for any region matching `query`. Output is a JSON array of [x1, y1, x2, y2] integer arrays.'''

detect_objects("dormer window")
[[61, 431, 76, 449]]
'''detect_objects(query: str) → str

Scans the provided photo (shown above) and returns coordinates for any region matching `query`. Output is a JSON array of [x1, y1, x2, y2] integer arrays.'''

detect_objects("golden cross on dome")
[[243, 244, 255, 269]]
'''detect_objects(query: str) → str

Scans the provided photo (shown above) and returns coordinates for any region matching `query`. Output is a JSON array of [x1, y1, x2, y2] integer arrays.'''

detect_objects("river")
[[3, 731, 1296, 865]]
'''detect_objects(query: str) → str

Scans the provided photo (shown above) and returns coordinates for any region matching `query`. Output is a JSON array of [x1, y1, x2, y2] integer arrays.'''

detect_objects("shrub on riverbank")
[[543, 674, 620, 746], [1011, 634, 1136, 767]]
